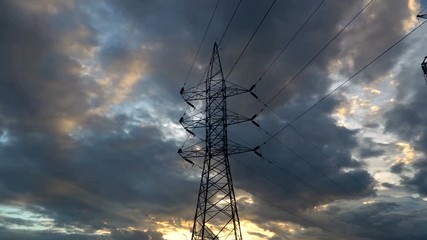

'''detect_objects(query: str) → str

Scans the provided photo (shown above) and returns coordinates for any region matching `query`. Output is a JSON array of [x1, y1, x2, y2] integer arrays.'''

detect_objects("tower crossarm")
[[227, 140, 254, 155], [226, 110, 251, 125], [224, 81, 250, 97], [181, 84, 252, 105], [178, 142, 206, 161], [180, 110, 255, 129], [417, 13, 427, 19], [180, 112, 206, 129], [180, 82, 206, 105]]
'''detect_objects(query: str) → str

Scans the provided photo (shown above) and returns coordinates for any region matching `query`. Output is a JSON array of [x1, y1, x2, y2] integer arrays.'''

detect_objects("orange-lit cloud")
[[154, 219, 192, 240], [370, 105, 381, 114], [313, 203, 329, 212], [363, 199, 376, 205], [394, 142, 416, 165], [363, 87, 381, 95], [240, 220, 275, 239], [56, 117, 79, 135], [88, 51, 148, 116], [333, 95, 373, 126], [14, 0, 75, 14], [403, 0, 420, 32], [61, 25, 97, 59]]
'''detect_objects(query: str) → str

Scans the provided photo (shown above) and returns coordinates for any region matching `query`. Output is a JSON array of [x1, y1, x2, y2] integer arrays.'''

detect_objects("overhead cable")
[[255, 0, 327, 85], [182, 0, 221, 87], [262, 18, 426, 145], [225, 0, 278, 80]]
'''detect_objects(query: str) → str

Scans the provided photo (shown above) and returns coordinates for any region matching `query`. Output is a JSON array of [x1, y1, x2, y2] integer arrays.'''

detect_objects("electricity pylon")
[[179, 43, 260, 240]]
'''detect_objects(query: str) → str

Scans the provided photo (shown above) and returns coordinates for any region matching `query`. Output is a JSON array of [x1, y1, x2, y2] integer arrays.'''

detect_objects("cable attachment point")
[[253, 146, 262, 157], [250, 114, 260, 127], [186, 101, 196, 109], [180, 87, 196, 109], [178, 148, 195, 165], [185, 128, 196, 137], [248, 84, 259, 99]]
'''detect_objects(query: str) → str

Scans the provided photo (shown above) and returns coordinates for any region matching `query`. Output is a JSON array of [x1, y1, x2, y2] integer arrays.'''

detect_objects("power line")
[[199, 126, 389, 239], [183, 0, 221, 87], [229, 113, 386, 237], [233, 124, 359, 203], [262, 18, 426, 145], [263, 0, 374, 107], [269, 137, 362, 198], [235, 149, 394, 239], [242, 19, 427, 238], [229, 130, 363, 214], [178, 1, 424, 238], [195, 0, 244, 85], [255, 0, 327, 85], [251, 100, 372, 192], [235, 0, 375, 197], [230, 156, 387, 239], [218, 0, 243, 46], [234, 0, 371, 192], [228, 120, 392, 238], [225, 0, 278, 80], [247, 18, 426, 223], [232, 156, 316, 203]]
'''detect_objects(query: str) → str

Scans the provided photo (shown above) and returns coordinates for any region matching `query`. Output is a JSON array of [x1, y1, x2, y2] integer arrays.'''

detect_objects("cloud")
[[1, 0, 426, 239], [0, 1, 178, 238], [384, 59, 427, 196], [323, 197, 427, 239], [391, 162, 406, 174]]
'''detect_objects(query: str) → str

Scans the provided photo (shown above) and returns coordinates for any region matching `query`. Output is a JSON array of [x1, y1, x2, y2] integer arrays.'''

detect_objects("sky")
[[1, 0, 427, 239]]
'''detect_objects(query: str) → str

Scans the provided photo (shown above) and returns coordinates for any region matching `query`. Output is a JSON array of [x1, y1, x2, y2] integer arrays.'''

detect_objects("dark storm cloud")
[[403, 169, 427, 195], [332, 0, 417, 84], [357, 137, 386, 159], [0, 0, 425, 239], [0, 0, 193, 238], [224, 93, 375, 232], [0, 215, 35, 227], [391, 162, 406, 174], [359, 147, 385, 158], [2, 0, 376, 235], [0, 0, 96, 208], [381, 182, 396, 188], [384, 56, 427, 196], [101, 0, 379, 221], [321, 198, 427, 240], [364, 122, 380, 129], [1, 114, 197, 232], [105, 0, 369, 106], [0, 1, 98, 120]]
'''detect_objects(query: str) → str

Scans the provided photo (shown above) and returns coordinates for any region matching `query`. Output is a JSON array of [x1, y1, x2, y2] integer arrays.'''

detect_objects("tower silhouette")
[[179, 43, 260, 239]]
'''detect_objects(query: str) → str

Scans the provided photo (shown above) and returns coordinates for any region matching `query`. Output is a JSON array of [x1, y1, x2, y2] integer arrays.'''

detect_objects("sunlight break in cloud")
[[395, 142, 417, 165], [403, 0, 421, 32]]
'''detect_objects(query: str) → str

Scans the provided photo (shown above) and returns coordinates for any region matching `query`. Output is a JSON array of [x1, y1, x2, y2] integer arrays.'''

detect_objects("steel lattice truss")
[[179, 43, 260, 240]]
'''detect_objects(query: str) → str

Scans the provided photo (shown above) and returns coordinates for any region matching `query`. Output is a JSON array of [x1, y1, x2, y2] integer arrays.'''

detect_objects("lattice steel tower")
[[179, 43, 260, 240]]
